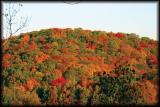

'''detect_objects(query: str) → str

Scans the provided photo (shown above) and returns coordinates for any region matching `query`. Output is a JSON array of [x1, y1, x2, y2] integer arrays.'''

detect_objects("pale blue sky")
[[2, 2, 158, 40]]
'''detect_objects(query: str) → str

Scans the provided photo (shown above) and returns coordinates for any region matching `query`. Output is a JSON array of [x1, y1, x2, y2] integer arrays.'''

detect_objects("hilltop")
[[2, 28, 158, 105]]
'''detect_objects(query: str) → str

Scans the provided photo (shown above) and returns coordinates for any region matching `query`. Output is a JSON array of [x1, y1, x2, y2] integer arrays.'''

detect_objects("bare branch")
[[3, 2, 31, 46], [12, 16, 29, 35]]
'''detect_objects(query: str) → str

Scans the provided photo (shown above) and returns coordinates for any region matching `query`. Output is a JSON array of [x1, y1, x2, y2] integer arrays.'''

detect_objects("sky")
[[2, 2, 158, 40]]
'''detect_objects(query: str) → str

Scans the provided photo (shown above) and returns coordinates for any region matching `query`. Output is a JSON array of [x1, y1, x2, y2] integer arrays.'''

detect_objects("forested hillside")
[[2, 28, 159, 106]]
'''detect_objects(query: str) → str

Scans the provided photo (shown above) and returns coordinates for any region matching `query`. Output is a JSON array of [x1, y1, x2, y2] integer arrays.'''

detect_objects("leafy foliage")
[[2, 28, 158, 106]]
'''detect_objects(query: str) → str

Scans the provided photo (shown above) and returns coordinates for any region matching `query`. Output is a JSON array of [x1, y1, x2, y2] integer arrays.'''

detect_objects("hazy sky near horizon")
[[2, 2, 158, 40]]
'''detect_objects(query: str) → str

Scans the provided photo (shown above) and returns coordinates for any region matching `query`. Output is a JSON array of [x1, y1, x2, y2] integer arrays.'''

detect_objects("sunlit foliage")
[[2, 28, 158, 106]]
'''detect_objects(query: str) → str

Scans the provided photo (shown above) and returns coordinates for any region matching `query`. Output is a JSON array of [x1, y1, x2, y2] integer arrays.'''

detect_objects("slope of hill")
[[2, 28, 158, 105]]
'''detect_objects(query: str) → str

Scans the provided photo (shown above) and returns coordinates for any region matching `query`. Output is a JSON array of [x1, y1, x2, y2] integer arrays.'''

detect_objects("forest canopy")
[[2, 28, 159, 106]]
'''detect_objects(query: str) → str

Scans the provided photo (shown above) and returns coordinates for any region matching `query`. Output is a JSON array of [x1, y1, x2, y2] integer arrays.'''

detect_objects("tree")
[[2, 2, 31, 46]]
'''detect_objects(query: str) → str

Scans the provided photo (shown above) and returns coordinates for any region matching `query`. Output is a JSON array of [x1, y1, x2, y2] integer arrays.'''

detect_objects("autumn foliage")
[[26, 78, 38, 90], [149, 55, 158, 64], [36, 52, 49, 63], [115, 32, 124, 38], [22, 34, 30, 42], [28, 41, 37, 51], [3, 53, 13, 60], [51, 77, 67, 87], [2, 28, 158, 106], [3, 61, 11, 68]]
